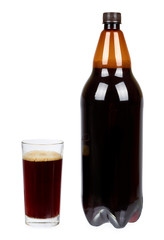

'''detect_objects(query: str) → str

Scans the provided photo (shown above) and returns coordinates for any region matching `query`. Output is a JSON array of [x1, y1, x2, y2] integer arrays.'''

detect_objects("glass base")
[[25, 215, 60, 227]]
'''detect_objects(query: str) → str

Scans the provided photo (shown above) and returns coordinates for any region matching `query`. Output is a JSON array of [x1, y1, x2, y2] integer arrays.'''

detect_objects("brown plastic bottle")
[[81, 12, 143, 228]]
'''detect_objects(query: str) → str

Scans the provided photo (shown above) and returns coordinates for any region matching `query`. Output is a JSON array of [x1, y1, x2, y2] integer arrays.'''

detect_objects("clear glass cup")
[[22, 139, 64, 226]]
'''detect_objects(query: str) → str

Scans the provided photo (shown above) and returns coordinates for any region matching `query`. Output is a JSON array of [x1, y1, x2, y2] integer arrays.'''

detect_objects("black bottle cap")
[[103, 12, 121, 24]]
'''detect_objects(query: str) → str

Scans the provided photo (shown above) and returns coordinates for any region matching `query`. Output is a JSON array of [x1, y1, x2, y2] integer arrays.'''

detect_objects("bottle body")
[[81, 68, 143, 228]]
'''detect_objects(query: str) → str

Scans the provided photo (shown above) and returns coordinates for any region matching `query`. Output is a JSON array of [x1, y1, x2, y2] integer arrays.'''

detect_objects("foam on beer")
[[23, 150, 62, 162]]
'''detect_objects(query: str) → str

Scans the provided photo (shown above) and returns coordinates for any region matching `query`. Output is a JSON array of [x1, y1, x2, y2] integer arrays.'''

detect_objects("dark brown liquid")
[[81, 68, 143, 228], [23, 153, 62, 219]]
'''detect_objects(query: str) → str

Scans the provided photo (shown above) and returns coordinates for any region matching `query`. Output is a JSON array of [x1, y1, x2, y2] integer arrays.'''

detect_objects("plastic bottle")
[[81, 12, 143, 228]]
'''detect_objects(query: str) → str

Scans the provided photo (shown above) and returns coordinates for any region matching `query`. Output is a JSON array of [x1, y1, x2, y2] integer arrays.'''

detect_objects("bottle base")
[[84, 199, 142, 228]]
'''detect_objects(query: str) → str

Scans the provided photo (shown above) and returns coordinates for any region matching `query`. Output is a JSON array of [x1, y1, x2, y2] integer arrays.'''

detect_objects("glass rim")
[[21, 139, 64, 146]]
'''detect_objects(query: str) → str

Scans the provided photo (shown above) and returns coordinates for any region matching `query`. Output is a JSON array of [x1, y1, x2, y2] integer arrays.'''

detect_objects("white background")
[[0, 0, 163, 239]]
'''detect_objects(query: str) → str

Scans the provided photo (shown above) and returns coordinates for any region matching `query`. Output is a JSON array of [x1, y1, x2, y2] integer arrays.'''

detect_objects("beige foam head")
[[23, 150, 62, 162]]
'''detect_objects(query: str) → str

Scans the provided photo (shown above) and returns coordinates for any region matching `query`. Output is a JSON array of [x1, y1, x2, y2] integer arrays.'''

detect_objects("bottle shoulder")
[[81, 68, 143, 104]]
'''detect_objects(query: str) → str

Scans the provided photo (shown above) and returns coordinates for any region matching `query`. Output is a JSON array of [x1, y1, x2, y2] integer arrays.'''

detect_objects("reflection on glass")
[[95, 82, 108, 101], [101, 68, 109, 77], [114, 68, 123, 78], [114, 32, 122, 67], [102, 32, 110, 65], [115, 82, 129, 101]]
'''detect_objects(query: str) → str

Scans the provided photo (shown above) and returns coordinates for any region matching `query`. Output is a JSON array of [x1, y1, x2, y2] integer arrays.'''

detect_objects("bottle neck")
[[104, 23, 120, 30], [93, 25, 131, 69]]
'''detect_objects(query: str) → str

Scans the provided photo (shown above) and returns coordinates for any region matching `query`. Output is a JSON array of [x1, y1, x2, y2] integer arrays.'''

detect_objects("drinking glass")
[[22, 139, 64, 226]]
